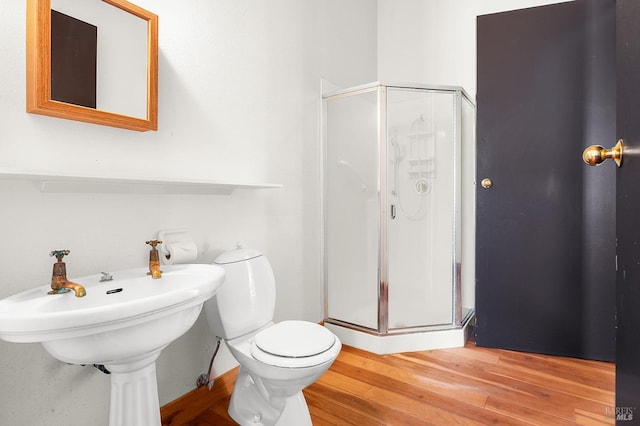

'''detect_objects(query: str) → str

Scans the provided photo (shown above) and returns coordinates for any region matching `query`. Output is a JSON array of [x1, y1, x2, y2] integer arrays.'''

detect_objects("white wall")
[[0, 1, 376, 425]]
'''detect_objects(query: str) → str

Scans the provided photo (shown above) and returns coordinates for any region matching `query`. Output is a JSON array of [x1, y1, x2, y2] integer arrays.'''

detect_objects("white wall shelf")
[[0, 170, 282, 195]]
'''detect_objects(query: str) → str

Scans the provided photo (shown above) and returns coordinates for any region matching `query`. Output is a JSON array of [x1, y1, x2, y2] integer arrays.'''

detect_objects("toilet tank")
[[204, 248, 276, 340]]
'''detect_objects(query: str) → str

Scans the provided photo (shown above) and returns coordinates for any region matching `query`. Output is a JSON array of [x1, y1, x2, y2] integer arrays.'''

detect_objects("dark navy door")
[[475, 0, 616, 361]]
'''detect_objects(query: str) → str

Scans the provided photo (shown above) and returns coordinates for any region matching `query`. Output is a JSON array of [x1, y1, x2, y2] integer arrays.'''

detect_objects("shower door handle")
[[390, 204, 397, 219]]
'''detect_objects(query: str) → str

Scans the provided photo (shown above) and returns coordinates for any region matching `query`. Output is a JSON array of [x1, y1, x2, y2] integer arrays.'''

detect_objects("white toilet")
[[204, 247, 341, 426]]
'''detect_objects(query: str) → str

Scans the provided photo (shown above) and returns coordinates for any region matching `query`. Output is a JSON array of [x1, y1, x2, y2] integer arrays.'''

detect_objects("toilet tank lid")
[[214, 247, 263, 264]]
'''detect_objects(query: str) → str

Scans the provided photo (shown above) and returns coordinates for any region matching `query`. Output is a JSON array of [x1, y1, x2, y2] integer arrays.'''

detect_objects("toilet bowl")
[[204, 247, 341, 426]]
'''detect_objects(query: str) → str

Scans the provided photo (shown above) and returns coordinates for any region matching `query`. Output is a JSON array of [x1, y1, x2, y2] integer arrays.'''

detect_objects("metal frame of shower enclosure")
[[321, 81, 474, 337]]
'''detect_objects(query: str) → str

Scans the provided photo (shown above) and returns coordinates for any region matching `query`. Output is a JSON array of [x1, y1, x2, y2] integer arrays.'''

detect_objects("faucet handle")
[[145, 240, 163, 249], [50, 249, 70, 262]]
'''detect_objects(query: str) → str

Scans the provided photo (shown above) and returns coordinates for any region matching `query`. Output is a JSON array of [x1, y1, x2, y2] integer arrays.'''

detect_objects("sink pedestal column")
[[106, 351, 162, 426]]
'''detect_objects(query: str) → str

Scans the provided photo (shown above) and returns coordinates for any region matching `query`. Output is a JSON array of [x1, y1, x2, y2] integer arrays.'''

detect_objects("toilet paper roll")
[[163, 240, 198, 264]]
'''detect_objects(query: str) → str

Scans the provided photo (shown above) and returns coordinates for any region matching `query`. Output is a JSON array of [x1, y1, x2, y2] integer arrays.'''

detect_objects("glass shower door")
[[325, 88, 380, 330], [386, 88, 458, 329]]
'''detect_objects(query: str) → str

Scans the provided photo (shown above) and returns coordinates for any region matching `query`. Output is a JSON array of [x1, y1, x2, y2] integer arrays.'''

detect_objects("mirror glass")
[[27, 0, 158, 132], [51, 0, 147, 118]]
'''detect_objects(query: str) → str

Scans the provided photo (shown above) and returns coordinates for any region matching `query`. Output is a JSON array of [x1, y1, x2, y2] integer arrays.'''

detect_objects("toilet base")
[[228, 367, 312, 426]]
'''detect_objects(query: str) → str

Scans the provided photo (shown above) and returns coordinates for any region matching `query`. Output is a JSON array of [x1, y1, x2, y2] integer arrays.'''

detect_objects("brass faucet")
[[145, 240, 163, 279], [48, 250, 86, 297]]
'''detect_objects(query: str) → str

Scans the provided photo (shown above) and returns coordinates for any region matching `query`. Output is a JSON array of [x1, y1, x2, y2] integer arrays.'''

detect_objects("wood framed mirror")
[[26, 0, 158, 131]]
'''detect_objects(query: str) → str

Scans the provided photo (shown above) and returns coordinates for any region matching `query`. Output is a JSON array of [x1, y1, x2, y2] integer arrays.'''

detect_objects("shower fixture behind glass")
[[322, 82, 475, 354]]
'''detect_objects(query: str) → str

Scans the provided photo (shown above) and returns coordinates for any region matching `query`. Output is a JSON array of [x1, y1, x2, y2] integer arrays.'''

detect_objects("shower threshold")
[[325, 311, 475, 355]]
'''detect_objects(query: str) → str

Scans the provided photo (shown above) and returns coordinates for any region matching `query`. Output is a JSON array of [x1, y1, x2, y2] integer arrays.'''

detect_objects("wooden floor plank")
[[574, 408, 616, 426], [389, 351, 578, 423], [484, 395, 583, 425], [325, 358, 513, 425], [161, 342, 615, 425], [208, 401, 236, 423], [495, 351, 615, 394], [337, 350, 489, 406], [161, 370, 237, 425], [400, 348, 614, 420], [305, 392, 382, 426], [304, 381, 402, 425]]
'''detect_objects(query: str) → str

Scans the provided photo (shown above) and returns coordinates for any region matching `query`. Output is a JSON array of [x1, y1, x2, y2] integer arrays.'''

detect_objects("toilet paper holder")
[[156, 229, 198, 264]]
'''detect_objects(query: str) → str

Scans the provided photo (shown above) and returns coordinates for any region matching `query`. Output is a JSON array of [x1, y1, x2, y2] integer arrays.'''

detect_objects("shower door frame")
[[322, 82, 471, 337]]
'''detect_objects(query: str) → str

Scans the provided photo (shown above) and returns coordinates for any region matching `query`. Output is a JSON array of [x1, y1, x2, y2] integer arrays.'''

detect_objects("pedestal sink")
[[0, 264, 225, 426]]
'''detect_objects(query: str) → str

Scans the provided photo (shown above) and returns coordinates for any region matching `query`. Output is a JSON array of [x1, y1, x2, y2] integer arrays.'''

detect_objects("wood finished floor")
[[160, 342, 615, 425]]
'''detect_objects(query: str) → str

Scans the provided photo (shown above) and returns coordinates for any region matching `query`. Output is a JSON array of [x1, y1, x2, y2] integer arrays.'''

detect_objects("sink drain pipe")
[[196, 337, 221, 390]]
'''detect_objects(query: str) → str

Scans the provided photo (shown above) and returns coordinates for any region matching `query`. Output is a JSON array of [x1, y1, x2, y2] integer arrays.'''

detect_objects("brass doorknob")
[[582, 139, 624, 167]]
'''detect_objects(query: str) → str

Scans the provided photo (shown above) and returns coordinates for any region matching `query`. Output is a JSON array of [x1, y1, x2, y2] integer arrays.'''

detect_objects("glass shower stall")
[[322, 82, 475, 354]]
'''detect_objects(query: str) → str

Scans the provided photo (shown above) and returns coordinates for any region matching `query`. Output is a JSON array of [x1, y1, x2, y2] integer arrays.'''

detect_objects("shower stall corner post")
[[459, 93, 477, 327], [453, 90, 463, 327], [377, 84, 389, 335], [320, 92, 328, 325]]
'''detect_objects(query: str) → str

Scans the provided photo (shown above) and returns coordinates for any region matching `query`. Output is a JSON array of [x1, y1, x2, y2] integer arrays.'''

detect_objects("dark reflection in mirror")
[[51, 10, 97, 108]]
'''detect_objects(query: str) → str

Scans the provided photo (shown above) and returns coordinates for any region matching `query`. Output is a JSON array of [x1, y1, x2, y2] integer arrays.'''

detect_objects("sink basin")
[[0, 263, 225, 426]]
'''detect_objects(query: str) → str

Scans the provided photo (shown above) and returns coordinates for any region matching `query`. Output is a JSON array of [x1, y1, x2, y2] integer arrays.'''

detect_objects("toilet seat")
[[250, 321, 337, 368]]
